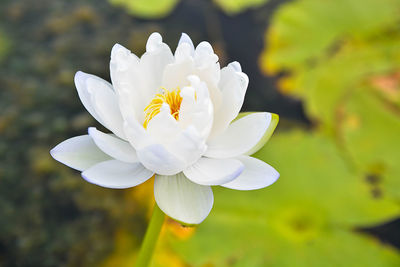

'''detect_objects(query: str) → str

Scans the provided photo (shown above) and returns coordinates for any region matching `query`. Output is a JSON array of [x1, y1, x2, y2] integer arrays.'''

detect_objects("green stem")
[[135, 203, 165, 267]]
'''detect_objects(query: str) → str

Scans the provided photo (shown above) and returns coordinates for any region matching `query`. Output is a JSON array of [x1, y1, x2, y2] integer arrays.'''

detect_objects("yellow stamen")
[[143, 87, 183, 128]]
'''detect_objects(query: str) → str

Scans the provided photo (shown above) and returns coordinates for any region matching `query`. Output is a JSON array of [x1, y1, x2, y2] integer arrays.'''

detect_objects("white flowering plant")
[[51, 32, 279, 266]]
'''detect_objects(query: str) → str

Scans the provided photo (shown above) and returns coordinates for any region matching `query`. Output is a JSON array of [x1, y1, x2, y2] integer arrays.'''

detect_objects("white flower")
[[51, 33, 279, 225]]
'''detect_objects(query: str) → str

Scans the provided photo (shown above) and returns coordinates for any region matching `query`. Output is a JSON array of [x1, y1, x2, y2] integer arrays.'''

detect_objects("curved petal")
[[74, 71, 126, 139], [88, 127, 138, 163], [194, 41, 218, 69], [146, 104, 181, 145], [90, 82, 126, 140], [50, 135, 111, 171], [183, 157, 244, 186], [136, 144, 187, 175], [166, 126, 207, 168], [177, 33, 194, 55], [209, 62, 248, 138], [205, 112, 274, 159], [162, 42, 195, 89], [109, 44, 144, 121], [222, 156, 279, 190], [154, 173, 213, 225], [178, 75, 214, 139], [74, 71, 106, 124], [82, 160, 154, 189], [141, 32, 174, 94]]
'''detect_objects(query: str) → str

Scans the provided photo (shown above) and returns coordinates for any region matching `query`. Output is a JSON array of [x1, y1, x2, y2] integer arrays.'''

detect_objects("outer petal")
[[183, 157, 244, 186], [82, 160, 154, 189], [154, 173, 213, 225], [209, 62, 248, 138], [88, 127, 138, 163], [205, 112, 274, 159], [74, 71, 126, 139], [50, 135, 111, 171], [222, 156, 279, 190]]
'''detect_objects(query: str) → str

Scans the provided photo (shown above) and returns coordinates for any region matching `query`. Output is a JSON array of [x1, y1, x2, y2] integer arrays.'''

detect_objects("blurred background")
[[1, 0, 400, 266]]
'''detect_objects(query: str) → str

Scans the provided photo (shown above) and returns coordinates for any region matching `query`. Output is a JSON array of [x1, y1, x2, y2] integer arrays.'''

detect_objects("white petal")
[[74, 71, 106, 124], [205, 113, 272, 158], [154, 173, 213, 225], [177, 33, 194, 55], [90, 81, 126, 140], [82, 160, 154, 189], [209, 62, 248, 138], [166, 126, 207, 168], [136, 144, 187, 175], [109, 43, 144, 120], [194, 41, 218, 69], [74, 71, 126, 139], [162, 45, 195, 89], [222, 156, 279, 190], [88, 127, 138, 163], [142, 32, 174, 92], [183, 157, 244, 186], [146, 104, 181, 145], [178, 75, 214, 139], [50, 135, 111, 171]]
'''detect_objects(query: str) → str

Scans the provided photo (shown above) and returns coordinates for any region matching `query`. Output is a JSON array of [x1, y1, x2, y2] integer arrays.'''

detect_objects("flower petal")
[[166, 126, 207, 168], [74, 71, 126, 139], [209, 62, 248, 138], [154, 173, 213, 225], [110, 43, 148, 123], [88, 127, 138, 163], [183, 157, 244, 186], [82, 160, 154, 189], [142, 32, 174, 93], [136, 144, 187, 175], [205, 112, 275, 158], [177, 33, 194, 55], [74, 71, 106, 124], [50, 135, 111, 171], [178, 75, 214, 139], [222, 156, 279, 190]]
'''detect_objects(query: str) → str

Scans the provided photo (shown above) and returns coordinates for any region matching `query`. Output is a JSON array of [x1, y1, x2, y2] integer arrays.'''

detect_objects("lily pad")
[[341, 87, 400, 200], [165, 131, 400, 266], [260, 0, 400, 73]]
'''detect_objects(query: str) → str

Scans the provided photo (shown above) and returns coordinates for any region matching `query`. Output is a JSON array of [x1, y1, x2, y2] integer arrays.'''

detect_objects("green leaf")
[[260, 0, 400, 73], [166, 130, 400, 267], [341, 87, 400, 200], [109, 0, 179, 19]]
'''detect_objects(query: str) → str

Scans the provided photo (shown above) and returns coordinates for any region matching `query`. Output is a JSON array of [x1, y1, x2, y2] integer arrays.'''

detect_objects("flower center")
[[143, 88, 183, 128]]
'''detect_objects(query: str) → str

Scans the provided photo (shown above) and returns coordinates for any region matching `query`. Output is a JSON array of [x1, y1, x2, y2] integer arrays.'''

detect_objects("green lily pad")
[[260, 0, 400, 73], [166, 130, 400, 266], [341, 87, 400, 200]]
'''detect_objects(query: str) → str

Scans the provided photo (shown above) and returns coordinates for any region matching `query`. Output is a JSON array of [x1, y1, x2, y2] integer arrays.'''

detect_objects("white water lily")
[[51, 33, 279, 225]]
